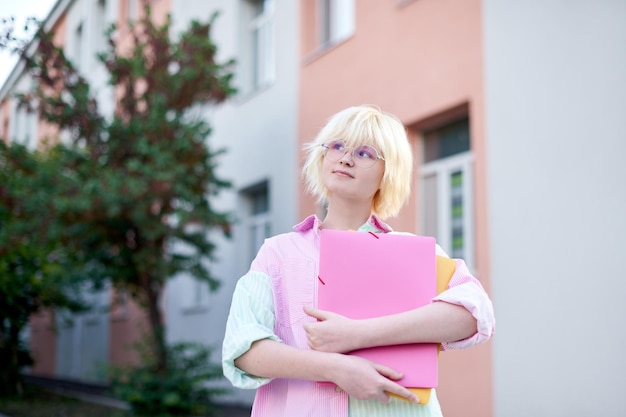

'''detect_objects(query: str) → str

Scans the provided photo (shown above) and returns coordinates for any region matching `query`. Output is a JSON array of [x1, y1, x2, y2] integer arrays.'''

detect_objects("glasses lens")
[[324, 141, 347, 161], [323, 141, 382, 168], [353, 145, 379, 168]]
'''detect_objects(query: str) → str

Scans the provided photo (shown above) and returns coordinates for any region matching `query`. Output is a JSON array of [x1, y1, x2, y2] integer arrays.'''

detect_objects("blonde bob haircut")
[[302, 105, 413, 219]]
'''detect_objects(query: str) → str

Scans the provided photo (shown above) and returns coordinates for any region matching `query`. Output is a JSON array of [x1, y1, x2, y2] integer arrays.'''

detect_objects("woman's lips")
[[333, 169, 354, 178]]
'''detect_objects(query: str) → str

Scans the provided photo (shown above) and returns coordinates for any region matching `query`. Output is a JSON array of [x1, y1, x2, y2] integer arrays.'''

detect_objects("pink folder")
[[317, 229, 439, 389]]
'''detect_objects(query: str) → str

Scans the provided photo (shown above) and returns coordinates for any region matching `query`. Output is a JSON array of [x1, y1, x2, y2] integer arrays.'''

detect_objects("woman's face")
[[321, 141, 385, 206]]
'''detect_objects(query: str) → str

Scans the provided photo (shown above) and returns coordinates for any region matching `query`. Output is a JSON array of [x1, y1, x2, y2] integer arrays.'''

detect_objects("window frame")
[[238, 180, 271, 265], [10, 99, 37, 149], [126, 0, 137, 22], [318, 0, 355, 49], [238, 0, 276, 96], [93, 0, 108, 54], [72, 22, 84, 70], [245, 182, 271, 263], [420, 149, 475, 272]]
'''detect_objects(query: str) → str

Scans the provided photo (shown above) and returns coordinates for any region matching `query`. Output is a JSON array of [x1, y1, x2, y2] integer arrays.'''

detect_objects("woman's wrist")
[[351, 317, 376, 350], [354, 319, 369, 350], [318, 352, 346, 382]]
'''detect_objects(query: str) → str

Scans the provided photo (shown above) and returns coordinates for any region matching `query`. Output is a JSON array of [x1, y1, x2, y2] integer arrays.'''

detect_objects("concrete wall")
[[483, 1, 626, 416], [164, 0, 300, 405]]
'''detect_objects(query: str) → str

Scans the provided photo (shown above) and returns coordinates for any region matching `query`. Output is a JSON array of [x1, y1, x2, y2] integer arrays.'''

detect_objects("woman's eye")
[[331, 142, 345, 151], [356, 146, 375, 159]]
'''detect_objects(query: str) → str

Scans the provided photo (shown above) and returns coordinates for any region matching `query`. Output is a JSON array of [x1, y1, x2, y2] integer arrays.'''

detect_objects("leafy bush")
[[109, 341, 228, 417]]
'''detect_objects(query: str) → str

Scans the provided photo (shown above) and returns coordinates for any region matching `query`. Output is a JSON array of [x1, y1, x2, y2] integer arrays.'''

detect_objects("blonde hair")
[[302, 105, 413, 219]]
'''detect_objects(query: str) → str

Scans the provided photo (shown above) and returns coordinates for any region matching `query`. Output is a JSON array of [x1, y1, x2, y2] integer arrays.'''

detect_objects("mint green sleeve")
[[222, 270, 282, 389]]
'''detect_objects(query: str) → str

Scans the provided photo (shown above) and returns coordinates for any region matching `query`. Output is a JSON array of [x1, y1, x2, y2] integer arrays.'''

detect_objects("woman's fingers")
[[372, 362, 420, 403]]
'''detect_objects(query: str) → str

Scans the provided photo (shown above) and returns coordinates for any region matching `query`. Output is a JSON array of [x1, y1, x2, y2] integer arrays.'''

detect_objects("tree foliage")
[[0, 142, 90, 396], [0, 1, 236, 397]]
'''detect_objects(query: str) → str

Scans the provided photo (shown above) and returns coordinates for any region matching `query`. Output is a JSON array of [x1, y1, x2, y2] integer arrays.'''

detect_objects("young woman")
[[222, 105, 495, 416]]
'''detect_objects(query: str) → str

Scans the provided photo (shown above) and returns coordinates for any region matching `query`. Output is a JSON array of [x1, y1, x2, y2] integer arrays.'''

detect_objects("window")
[[93, 0, 108, 54], [319, 0, 355, 48], [239, 0, 275, 95], [11, 102, 36, 150], [126, 0, 137, 22], [173, 222, 212, 312], [55, 288, 109, 382], [73, 23, 84, 70], [420, 118, 474, 269], [241, 181, 271, 263], [181, 274, 211, 312]]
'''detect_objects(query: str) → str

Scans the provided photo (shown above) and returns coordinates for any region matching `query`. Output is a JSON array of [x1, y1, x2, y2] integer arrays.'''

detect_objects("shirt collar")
[[293, 214, 393, 233]]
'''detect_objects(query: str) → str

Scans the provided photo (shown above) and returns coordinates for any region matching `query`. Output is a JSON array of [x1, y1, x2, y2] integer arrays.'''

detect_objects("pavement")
[[0, 394, 251, 417], [213, 404, 252, 417], [1, 375, 252, 417], [0, 402, 250, 417]]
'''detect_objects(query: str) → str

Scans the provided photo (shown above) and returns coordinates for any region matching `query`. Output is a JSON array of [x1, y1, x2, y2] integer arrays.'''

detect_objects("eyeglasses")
[[321, 140, 385, 169]]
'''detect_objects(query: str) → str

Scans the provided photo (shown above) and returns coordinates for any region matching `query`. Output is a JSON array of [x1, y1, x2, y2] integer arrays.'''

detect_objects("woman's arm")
[[304, 259, 495, 353], [235, 338, 420, 404], [303, 301, 475, 353], [222, 269, 421, 404]]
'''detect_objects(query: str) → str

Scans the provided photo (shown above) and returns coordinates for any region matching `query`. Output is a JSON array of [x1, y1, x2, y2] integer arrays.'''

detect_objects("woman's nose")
[[339, 149, 355, 165]]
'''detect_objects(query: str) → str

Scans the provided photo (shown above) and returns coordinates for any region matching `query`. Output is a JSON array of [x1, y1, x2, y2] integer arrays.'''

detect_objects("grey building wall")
[[483, 1, 626, 416], [165, 0, 300, 406]]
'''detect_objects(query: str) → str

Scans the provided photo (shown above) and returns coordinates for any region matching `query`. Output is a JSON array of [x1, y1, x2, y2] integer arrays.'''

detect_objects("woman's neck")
[[321, 201, 373, 231]]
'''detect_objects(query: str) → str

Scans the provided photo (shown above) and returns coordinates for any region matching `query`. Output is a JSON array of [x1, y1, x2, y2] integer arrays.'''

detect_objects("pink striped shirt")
[[223, 215, 495, 417]]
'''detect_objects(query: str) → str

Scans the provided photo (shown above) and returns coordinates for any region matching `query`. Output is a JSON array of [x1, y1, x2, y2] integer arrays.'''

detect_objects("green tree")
[[0, 142, 90, 396], [0, 2, 235, 403]]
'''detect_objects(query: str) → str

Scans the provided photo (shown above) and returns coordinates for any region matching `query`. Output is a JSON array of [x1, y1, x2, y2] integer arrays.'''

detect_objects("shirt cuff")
[[222, 325, 282, 389], [433, 281, 496, 350]]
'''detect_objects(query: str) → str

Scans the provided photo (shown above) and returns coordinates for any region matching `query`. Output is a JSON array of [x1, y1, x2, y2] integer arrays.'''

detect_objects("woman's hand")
[[235, 334, 419, 404], [329, 354, 419, 404], [303, 306, 361, 353]]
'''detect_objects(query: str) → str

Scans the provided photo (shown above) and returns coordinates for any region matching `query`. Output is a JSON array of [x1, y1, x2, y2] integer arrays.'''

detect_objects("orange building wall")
[[1, 100, 9, 141], [109, 295, 149, 367], [298, 1, 493, 416], [28, 311, 57, 377]]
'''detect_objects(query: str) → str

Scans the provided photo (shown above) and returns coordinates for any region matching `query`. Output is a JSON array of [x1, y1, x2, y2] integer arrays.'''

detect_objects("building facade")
[[1, 0, 625, 416], [296, 2, 491, 415]]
